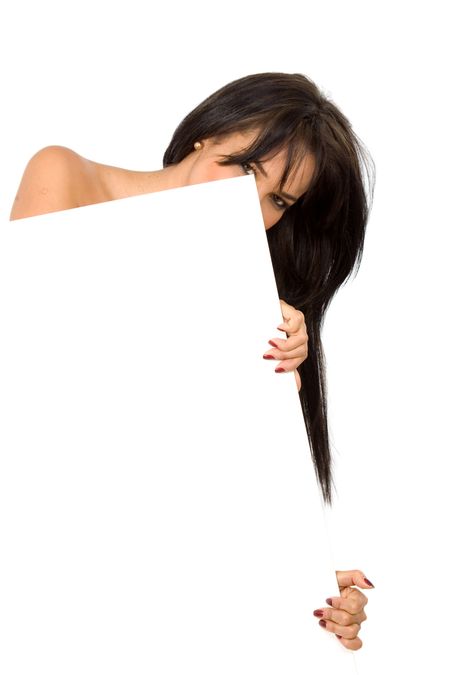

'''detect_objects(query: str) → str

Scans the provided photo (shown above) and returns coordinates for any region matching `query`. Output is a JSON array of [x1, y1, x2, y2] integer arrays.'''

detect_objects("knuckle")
[[341, 624, 359, 641], [339, 611, 353, 626], [349, 624, 361, 639]]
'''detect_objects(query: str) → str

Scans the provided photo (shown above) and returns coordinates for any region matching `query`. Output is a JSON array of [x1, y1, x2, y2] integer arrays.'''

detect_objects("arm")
[[9, 145, 84, 221]]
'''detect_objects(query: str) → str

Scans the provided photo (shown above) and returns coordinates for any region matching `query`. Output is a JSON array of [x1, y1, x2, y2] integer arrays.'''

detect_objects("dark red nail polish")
[[263, 354, 275, 360], [275, 367, 285, 373], [364, 577, 375, 588], [313, 610, 324, 618], [268, 340, 278, 348], [336, 635, 343, 640], [326, 598, 333, 606], [319, 619, 327, 628]]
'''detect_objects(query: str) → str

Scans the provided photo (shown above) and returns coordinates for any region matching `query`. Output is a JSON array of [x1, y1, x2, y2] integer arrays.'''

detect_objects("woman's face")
[[182, 130, 315, 230]]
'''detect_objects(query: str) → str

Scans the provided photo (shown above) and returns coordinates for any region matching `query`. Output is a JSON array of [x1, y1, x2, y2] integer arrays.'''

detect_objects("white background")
[[1, 1, 448, 672]]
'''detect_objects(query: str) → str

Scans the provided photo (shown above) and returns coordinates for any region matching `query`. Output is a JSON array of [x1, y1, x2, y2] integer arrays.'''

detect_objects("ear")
[[193, 138, 216, 152]]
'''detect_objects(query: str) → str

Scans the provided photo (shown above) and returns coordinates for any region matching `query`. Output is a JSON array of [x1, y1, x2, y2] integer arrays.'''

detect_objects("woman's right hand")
[[263, 299, 308, 391]]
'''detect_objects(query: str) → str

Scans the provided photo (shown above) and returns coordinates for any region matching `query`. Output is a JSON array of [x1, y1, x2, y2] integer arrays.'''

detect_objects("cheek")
[[261, 207, 281, 231], [205, 163, 241, 181]]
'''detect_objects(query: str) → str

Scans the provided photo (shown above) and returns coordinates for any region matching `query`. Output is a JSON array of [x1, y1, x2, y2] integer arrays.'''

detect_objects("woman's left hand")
[[263, 299, 308, 391], [314, 570, 374, 650]]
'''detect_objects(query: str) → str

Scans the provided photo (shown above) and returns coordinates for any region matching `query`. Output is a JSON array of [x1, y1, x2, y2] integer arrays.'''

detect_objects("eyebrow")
[[254, 160, 299, 202]]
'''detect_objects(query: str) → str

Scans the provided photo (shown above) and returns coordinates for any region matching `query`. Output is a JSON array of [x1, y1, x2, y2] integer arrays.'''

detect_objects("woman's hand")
[[263, 299, 308, 391], [313, 570, 374, 650]]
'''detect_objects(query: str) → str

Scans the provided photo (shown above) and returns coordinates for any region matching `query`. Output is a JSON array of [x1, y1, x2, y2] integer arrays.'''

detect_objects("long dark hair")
[[163, 72, 375, 504]]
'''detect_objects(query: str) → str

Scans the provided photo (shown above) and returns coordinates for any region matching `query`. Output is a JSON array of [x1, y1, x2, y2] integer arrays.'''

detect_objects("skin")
[[10, 131, 374, 648]]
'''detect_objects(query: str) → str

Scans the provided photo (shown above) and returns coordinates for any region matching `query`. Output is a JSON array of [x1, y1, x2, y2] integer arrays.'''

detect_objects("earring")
[[194, 141, 203, 150]]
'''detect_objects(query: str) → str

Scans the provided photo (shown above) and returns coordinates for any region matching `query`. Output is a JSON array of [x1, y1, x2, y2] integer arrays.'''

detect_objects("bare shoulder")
[[9, 145, 103, 221]]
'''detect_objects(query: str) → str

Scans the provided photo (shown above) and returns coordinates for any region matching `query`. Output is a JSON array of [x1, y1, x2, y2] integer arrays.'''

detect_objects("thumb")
[[336, 569, 375, 590]]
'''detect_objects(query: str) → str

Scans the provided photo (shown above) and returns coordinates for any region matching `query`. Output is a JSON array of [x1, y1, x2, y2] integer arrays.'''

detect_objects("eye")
[[240, 162, 287, 210], [271, 194, 288, 210], [240, 162, 256, 175]]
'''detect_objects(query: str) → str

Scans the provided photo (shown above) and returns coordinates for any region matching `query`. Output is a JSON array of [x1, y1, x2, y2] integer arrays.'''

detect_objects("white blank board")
[[0, 175, 355, 673]]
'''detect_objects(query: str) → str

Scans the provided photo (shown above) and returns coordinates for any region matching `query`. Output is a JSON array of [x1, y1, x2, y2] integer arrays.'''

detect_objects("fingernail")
[[275, 367, 286, 373], [263, 354, 276, 360], [319, 619, 327, 628], [364, 577, 375, 588], [268, 340, 278, 348], [313, 610, 324, 618], [336, 635, 343, 640], [326, 598, 333, 606]]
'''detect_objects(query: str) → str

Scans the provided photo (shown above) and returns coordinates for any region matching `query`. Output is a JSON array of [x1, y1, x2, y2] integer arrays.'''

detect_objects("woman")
[[10, 72, 375, 650]]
